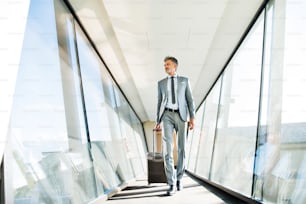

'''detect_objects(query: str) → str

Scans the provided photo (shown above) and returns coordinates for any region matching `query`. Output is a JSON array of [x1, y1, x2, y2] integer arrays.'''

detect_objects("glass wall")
[[4, 0, 147, 203], [210, 11, 264, 196], [186, 104, 204, 172], [187, 0, 306, 203], [195, 79, 222, 179], [5, 1, 101, 203], [113, 87, 146, 178], [253, 0, 306, 203]]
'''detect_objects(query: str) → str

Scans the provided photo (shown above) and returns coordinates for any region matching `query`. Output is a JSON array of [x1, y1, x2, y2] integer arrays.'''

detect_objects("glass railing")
[[3, 0, 147, 203], [187, 0, 306, 203]]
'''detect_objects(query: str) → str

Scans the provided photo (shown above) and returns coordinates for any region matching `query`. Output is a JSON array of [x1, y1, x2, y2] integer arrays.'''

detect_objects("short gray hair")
[[164, 56, 178, 65]]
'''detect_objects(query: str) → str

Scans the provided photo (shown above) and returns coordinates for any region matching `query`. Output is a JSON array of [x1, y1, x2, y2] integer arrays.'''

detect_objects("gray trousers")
[[162, 110, 187, 185]]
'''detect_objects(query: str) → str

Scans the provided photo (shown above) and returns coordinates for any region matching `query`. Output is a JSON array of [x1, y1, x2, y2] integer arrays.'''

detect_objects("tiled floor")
[[107, 175, 247, 204]]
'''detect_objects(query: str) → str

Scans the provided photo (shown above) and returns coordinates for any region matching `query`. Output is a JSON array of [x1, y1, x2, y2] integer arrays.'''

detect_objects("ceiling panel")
[[69, 0, 263, 122]]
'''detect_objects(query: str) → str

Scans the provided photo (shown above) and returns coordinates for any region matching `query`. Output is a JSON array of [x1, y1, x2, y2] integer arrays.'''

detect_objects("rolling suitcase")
[[147, 128, 167, 184]]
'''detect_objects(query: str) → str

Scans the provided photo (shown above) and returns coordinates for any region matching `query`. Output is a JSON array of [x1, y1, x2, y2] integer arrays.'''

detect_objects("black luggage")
[[147, 129, 167, 184]]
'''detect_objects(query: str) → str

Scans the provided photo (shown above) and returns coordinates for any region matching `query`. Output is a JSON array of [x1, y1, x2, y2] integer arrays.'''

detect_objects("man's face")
[[164, 60, 177, 75]]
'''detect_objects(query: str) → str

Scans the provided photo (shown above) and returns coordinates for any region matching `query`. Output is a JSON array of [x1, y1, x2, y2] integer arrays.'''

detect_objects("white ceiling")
[[69, 0, 263, 122]]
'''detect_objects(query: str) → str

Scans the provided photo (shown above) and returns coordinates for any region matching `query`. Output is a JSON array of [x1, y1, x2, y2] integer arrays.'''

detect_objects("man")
[[156, 56, 195, 196]]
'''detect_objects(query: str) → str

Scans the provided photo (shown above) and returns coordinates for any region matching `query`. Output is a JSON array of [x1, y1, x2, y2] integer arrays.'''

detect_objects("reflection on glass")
[[196, 79, 221, 179], [187, 104, 205, 172], [75, 21, 145, 189], [75, 27, 114, 142], [254, 1, 306, 203], [5, 0, 147, 202], [114, 88, 145, 178], [6, 0, 99, 203], [210, 13, 264, 196], [129, 108, 147, 177]]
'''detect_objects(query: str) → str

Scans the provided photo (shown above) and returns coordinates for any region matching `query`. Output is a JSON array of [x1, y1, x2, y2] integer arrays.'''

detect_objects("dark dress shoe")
[[167, 185, 176, 196], [176, 180, 183, 191]]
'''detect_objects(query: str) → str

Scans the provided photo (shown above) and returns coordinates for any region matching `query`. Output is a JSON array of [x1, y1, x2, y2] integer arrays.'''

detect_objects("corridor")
[[1, 0, 306, 203], [107, 174, 247, 204]]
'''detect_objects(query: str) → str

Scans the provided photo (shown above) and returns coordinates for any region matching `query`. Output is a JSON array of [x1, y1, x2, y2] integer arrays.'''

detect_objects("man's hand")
[[155, 123, 161, 131], [188, 118, 195, 130]]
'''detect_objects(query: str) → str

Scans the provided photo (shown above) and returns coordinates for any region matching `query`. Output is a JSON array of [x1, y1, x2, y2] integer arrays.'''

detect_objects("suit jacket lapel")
[[177, 76, 182, 90], [162, 78, 168, 98]]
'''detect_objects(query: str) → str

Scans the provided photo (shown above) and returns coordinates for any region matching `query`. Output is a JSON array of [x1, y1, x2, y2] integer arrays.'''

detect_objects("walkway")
[[107, 174, 247, 204]]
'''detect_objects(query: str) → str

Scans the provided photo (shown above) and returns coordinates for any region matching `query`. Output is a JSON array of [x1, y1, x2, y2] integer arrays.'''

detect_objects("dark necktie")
[[171, 77, 175, 104]]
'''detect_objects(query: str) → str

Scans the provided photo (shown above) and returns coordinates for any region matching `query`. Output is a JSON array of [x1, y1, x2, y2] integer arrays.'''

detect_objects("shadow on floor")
[[108, 182, 202, 200], [109, 187, 167, 199]]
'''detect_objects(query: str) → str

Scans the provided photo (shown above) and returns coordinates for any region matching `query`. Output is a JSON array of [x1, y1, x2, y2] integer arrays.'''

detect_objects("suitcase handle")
[[152, 128, 161, 158]]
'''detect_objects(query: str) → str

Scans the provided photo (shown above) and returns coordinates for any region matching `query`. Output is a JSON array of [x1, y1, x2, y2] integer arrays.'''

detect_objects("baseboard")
[[186, 170, 262, 204]]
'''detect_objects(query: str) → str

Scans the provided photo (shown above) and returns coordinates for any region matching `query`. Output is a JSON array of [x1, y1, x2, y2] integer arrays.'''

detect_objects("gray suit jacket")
[[156, 76, 195, 123]]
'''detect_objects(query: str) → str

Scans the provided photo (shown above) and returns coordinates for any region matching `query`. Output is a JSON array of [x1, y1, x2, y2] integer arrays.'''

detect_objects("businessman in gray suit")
[[156, 56, 195, 196]]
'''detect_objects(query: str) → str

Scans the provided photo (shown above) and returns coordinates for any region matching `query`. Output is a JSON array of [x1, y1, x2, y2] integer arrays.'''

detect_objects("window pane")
[[210, 13, 264, 196], [76, 27, 114, 142], [187, 104, 205, 172], [75, 23, 142, 189], [5, 0, 99, 203], [196, 79, 221, 178], [254, 1, 306, 203], [74, 24, 122, 192], [129, 109, 147, 177], [114, 89, 145, 178]]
